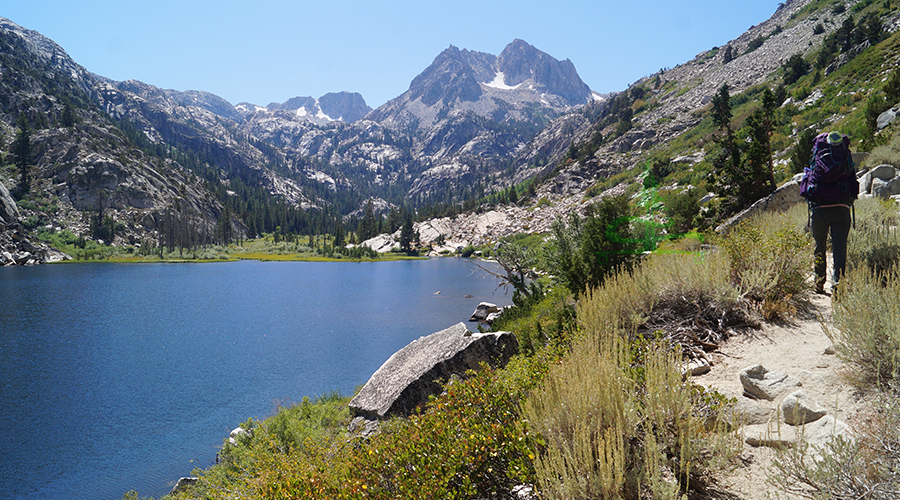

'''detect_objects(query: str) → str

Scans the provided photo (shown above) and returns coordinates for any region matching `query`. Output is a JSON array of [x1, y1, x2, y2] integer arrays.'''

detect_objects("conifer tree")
[[709, 84, 776, 217], [710, 83, 740, 198], [357, 200, 377, 242], [790, 128, 817, 174], [723, 44, 734, 63], [333, 221, 345, 249], [400, 213, 414, 253], [884, 68, 900, 105], [387, 206, 401, 234], [11, 115, 32, 195]]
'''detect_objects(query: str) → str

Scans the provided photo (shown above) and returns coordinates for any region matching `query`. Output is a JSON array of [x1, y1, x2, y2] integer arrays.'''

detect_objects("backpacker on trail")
[[799, 131, 859, 206]]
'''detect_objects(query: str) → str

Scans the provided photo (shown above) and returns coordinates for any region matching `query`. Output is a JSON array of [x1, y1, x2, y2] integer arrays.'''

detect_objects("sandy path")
[[693, 291, 870, 499]]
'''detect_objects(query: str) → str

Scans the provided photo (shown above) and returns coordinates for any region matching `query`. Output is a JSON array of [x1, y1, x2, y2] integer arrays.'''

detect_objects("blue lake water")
[[0, 258, 510, 500]]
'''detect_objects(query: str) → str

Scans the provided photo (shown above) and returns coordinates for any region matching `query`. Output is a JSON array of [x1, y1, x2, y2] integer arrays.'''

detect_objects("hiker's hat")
[[827, 131, 843, 145]]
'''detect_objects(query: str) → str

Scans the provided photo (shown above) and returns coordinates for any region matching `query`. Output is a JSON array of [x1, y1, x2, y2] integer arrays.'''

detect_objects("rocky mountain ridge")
[[0, 21, 604, 261], [368, 39, 597, 132], [363, 0, 900, 253], [235, 91, 372, 126], [4, 0, 898, 263]]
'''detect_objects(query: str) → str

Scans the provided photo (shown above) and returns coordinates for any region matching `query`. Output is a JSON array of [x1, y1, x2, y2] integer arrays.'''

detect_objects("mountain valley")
[[2, 0, 900, 262]]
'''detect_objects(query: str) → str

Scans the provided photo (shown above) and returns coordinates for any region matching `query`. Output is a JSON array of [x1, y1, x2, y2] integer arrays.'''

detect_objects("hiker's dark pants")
[[811, 205, 852, 288]]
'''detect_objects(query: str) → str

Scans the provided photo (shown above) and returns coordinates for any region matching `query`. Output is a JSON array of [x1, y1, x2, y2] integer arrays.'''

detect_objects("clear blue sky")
[[4, 1, 783, 108]]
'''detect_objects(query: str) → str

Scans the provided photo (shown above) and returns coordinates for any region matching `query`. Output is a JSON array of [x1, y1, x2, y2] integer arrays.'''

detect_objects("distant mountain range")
[[4, 0, 882, 263], [236, 91, 372, 125], [0, 19, 604, 258]]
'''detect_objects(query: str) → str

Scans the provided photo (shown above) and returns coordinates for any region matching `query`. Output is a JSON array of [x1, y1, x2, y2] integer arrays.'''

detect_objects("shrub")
[[350, 367, 538, 500], [717, 207, 811, 318], [865, 94, 892, 132], [263, 392, 349, 453], [546, 195, 642, 297], [744, 35, 765, 54], [847, 198, 900, 276], [660, 187, 702, 234], [828, 263, 900, 388], [789, 128, 817, 174], [491, 285, 576, 355], [577, 250, 742, 359], [178, 395, 352, 500], [782, 53, 810, 85], [865, 128, 900, 168]]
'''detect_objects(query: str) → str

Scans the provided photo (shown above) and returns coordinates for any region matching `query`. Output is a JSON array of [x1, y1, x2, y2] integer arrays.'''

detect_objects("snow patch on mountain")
[[484, 71, 521, 90]]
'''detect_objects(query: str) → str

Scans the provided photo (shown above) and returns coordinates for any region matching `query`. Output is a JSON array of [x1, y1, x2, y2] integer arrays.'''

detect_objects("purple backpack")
[[799, 132, 859, 205]]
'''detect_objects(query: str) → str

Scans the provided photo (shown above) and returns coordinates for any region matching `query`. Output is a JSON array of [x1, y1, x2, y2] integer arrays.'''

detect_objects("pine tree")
[[333, 222, 345, 249], [61, 104, 77, 127], [790, 129, 817, 174], [782, 54, 809, 85], [357, 200, 377, 242], [710, 85, 777, 216], [400, 213, 414, 253], [723, 44, 734, 64], [884, 68, 900, 105], [710, 83, 740, 194], [11, 115, 32, 195], [387, 207, 401, 233]]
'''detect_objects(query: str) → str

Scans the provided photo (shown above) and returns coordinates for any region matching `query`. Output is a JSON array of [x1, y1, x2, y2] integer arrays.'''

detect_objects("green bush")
[[350, 368, 537, 500], [490, 285, 576, 355], [717, 207, 811, 318], [546, 195, 642, 297], [789, 128, 817, 174], [180, 395, 352, 500], [660, 187, 702, 234], [263, 392, 349, 453]]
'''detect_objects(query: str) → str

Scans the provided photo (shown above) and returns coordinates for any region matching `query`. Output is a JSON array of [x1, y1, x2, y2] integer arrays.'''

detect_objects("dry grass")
[[526, 245, 749, 499], [577, 249, 746, 360], [829, 263, 900, 389], [524, 330, 738, 500], [847, 197, 900, 277]]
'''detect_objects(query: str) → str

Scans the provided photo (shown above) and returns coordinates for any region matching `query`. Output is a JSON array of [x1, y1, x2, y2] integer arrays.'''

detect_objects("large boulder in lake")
[[349, 322, 518, 418]]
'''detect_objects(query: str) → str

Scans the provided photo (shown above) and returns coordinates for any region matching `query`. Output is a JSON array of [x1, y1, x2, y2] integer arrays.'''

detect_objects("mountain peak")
[[407, 45, 486, 106], [370, 39, 592, 131], [498, 39, 590, 103]]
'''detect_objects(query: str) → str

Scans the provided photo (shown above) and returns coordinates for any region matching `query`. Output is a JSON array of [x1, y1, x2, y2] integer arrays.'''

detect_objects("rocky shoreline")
[[0, 181, 70, 266]]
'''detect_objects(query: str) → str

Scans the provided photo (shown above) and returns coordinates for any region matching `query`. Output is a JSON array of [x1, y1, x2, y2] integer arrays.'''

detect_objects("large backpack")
[[799, 132, 859, 205]]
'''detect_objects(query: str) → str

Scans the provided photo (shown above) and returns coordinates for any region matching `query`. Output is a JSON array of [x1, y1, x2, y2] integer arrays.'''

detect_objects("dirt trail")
[[694, 291, 870, 499]]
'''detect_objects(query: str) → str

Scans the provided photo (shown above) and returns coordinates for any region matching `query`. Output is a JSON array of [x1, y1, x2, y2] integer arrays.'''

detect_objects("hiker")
[[799, 131, 859, 295]]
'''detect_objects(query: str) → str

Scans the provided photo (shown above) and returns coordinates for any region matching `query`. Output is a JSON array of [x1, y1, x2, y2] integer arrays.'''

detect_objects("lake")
[[0, 258, 511, 500]]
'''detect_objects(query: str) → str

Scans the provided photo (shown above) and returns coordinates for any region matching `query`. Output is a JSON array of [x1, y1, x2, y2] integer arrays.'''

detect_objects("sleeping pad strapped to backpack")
[[799, 132, 859, 205]]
